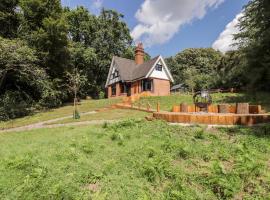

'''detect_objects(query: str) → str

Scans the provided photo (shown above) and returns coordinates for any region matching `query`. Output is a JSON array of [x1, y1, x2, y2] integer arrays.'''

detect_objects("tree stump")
[[180, 103, 188, 112], [218, 104, 230, 113], [237, 103, 249, 114]]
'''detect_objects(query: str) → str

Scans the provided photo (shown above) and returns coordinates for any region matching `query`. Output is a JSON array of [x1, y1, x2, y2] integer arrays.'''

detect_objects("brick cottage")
[[105, 43, 174, 98]]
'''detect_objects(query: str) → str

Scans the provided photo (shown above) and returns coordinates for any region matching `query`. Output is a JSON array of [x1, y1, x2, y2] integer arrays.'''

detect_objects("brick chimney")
[[135, 42, 144, 65]]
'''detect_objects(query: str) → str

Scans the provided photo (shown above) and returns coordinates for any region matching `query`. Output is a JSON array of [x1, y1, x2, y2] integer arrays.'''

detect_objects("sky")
[[61, 0, 249, 58]]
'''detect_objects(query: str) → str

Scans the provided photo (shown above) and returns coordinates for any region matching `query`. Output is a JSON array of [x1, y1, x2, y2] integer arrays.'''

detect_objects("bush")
[[0, 91, 33, 121]]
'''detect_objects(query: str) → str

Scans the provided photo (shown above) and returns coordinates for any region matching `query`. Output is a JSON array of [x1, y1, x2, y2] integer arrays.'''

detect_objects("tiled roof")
[[113, 56, 160, 81]]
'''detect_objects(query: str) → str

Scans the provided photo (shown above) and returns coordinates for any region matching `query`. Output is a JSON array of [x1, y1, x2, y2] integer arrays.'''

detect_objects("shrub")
[[0, 91, 33, 121]]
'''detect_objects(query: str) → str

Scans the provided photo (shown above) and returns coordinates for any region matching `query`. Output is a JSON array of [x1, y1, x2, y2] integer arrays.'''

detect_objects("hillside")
[[1, 120, 270, 199]]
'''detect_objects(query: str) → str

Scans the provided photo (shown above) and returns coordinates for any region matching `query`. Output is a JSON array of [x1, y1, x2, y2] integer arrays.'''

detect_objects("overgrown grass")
[[135, 92, 270, 111], [0, 98, 120, 130], [1, 120, 269, 199], [45, 109, 150, 125]]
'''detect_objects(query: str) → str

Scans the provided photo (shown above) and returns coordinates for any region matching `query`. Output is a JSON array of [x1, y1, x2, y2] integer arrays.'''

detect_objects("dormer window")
[[155, 64, 162, 71]]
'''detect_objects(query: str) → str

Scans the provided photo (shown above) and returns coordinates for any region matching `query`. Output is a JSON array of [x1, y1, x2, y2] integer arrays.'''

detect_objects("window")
[[120, 82, 127, 93], [111, 84, 116, 96], [155, 64, 162, 71], [142, 79, 153, 91]]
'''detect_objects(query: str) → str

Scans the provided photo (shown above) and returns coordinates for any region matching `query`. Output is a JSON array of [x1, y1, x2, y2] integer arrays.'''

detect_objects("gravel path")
[[0, 111, 115, 133]]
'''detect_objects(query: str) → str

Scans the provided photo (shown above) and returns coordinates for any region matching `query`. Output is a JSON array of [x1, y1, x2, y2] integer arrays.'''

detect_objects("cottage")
[[105, 43, 174, 98]]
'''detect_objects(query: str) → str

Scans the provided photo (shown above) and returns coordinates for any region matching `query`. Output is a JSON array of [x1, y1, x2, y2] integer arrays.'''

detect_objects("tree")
[[235, 0, 270, 91], [0, 37, 60, 120], [66, 7, 132, 97], [166, 48, 223, 90], [0, 0, 20, 38], [19, 0, 69, 79], [217, 50, 246, 89], [66, 68, 87, 119]]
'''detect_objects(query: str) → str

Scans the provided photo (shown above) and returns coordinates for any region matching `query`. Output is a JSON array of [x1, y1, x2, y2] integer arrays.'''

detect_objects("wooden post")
[[157, 102, 160, 112], [237, 103, 249, 114], [180, 103, 188, 112], [218, 104, 230, 113], [147, 102, 150, 111]]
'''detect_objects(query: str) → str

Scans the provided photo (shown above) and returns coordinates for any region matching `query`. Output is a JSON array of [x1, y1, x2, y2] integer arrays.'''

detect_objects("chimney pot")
[[135, 42, 144, 65]]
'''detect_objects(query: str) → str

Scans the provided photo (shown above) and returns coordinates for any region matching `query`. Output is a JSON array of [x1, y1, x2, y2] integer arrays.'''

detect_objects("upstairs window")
[[155, 64, 162, 71]]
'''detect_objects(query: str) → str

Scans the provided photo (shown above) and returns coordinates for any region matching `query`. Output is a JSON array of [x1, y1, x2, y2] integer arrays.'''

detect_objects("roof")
[[113, 56, 160, 81], [106, 55, 174, 87], [171, 84, 187, 90]]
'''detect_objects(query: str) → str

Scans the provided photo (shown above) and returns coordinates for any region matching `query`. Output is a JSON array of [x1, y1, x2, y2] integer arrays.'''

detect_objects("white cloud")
[[131, 0, 225, 47], [91, 0, 103, 14], [212, 12, 243, 53]]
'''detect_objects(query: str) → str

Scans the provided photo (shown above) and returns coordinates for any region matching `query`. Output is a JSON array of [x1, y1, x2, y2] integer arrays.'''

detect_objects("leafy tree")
[[235, 0, 270, 91], [0, 0, 20, 38], [166, 48, 223, 90], [0, 37, 60, 120], [19, 0, 69, 79], [217, 50, 246, 89], [66, 8, 132, 97]]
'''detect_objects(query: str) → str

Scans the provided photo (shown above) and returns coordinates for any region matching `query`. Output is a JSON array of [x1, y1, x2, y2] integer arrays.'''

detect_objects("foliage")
[[235, 0, 270, 91], [66, 7, 132, 97], [166, 48, 223, 91], [0, 37, 59, 120], [0, 0, 20, 38], [217, 50, 247, 89]]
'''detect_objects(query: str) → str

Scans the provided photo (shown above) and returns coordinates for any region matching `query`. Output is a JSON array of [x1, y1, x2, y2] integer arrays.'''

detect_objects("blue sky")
[[61, 0, 249, 58]]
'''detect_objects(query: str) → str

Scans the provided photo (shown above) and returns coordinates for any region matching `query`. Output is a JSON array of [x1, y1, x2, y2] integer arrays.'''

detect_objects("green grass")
[[45, 109, 150, 125], [0, 98, 120, 130], [135, 92, 270, 112], [0, 120, 270, 199]]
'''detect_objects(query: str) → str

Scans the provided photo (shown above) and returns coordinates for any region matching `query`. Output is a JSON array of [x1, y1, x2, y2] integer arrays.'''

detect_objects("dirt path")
[[0, 111, 114, 133]]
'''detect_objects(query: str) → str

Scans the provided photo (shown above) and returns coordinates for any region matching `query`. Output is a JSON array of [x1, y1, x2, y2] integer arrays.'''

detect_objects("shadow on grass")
[[219, 124, 270, 139]]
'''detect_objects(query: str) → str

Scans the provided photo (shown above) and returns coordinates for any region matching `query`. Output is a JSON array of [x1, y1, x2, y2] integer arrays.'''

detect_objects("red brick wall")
[[107, 86, 111, 98], [152, 79, 170, 96], [131, 80, 141, 95]]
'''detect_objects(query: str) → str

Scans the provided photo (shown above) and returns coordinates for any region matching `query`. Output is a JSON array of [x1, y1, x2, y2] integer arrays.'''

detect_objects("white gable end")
[[105, 57, 121, 87], [148, 60, 170, 80]]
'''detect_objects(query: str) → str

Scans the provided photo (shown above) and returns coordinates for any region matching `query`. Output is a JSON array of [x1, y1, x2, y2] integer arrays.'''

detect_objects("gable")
[[108, 62, 121, 85], [148, 60, 170, 80], [146, 56, 174, 82]]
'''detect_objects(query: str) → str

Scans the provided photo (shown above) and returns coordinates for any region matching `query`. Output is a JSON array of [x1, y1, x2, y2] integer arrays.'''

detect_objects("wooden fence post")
[[147, 102, 151, 111], [157, 102, 160, 112]]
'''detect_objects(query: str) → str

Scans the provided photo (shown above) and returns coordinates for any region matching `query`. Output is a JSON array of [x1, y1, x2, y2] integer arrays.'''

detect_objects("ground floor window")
[[111, 84, 116, 96], [141, 79, 153, 91], [120, 82, 126, 93]]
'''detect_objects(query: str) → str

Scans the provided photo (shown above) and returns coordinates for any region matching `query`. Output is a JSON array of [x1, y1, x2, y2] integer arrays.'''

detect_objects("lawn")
[[45, 109, 150, 125], [134, 92, 270, 112], [0, 120, 270, 199], [0, 98, 120, 130]]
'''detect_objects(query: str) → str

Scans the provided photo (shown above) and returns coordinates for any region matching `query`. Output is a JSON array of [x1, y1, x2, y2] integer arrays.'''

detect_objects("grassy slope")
[[135, 92, 270, 112], [0, 120, 269, 199], [45, 109, 150, 125], [0, 98, 120, 130]]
